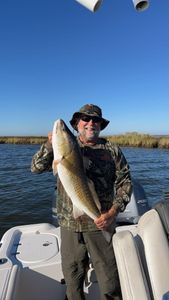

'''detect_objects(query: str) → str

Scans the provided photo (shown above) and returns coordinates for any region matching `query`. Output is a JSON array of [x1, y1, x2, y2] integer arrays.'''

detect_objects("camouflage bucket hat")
[[70, 104, 109, 131]]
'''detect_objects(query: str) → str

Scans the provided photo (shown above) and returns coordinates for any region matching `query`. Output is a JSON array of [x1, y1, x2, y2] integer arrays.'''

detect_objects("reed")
[[0, 133, 169, 149], [0, 136, 47, 144], [107, 132, 159, 148], [158, 137, 169, 149]]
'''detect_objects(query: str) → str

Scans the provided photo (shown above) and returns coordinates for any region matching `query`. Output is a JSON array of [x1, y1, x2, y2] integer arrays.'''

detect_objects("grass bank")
[[0, 133, 169, 149], [107, 132, 169, 149], [0, 136, 47, 144], [107, 132, 158, 148]]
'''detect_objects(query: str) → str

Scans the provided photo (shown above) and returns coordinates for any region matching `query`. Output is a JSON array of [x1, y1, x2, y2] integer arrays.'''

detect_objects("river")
[[0, 144, 169, 238]]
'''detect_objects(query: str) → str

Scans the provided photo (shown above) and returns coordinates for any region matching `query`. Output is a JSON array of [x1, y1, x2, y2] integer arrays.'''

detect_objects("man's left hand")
[[94, 207, 117, 230]]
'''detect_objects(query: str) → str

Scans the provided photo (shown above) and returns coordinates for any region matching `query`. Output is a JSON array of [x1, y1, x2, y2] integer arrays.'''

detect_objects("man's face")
[[77, 115, 101, 143]]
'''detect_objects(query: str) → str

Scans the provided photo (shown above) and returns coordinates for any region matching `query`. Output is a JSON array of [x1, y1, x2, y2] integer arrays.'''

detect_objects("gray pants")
[[61, 228, 122, 300]]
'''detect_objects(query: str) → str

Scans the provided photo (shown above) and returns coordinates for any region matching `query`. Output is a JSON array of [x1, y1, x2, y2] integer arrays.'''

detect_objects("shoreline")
[[0, 133, 169, 149]]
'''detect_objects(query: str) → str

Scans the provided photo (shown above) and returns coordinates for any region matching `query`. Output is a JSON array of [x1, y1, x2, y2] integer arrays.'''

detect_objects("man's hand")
[[48, 132, 52, 144], [94, 206, 118, 230]]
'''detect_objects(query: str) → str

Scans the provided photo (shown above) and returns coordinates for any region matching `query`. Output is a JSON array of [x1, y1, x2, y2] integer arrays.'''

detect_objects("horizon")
[[1, 133, 169, 138], [0, 1, 169, 136]]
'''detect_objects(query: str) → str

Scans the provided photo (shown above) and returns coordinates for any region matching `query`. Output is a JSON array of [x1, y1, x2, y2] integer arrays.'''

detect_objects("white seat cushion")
[[113, 230, 151, 300], [138, 209, 169, 300]]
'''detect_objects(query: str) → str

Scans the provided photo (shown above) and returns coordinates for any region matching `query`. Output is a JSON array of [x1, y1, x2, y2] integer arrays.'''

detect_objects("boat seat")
[[153, 199, 169, 239], [113, 209, 169, 300], [113, 230, 151, 300], [138, 209, 169, 300]]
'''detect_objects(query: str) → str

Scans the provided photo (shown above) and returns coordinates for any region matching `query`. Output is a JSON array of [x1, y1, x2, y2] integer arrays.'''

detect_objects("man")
[[31, 104, 132, 300]]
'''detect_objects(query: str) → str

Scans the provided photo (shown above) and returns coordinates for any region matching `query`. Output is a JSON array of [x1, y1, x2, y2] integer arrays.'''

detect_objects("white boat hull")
[[2, 182, 169, 300], [0, 223, 65, 300], [0, 223, 101, 300]]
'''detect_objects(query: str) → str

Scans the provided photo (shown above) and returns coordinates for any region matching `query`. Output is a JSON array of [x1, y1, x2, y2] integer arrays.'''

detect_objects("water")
[[0, 144, 169, 239], [123, 147, 169, 205], [0, 144, 55, 238]]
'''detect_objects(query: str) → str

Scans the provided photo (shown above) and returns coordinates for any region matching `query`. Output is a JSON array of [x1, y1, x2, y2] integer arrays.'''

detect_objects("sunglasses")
[[80, 115, 101, 123]]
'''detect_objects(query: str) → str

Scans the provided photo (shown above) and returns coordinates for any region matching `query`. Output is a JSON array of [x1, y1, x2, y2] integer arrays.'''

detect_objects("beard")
[[78, 125, 100, 143]]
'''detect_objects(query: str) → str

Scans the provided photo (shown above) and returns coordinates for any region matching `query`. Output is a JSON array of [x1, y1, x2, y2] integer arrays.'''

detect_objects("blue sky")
[[0, 0, 169, 136]]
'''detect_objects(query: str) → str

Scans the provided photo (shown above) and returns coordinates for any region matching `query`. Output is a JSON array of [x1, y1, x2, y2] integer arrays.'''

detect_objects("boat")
[[0, 180, 169, 300]]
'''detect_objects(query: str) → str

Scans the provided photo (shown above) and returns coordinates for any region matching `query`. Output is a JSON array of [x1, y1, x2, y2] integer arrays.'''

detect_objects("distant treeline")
[[0, 133, 169, 149]]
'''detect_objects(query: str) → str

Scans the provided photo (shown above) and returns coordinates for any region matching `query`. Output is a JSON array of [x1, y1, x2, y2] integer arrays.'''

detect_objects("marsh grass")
[[0, 133, 169, 148], [158, 137, 169, 149], [0, 136, 47, 144], [107, 132, 159, 148]]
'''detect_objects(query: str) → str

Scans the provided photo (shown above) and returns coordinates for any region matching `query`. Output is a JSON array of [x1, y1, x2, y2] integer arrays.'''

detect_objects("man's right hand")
[[48, 132, 52, 144]]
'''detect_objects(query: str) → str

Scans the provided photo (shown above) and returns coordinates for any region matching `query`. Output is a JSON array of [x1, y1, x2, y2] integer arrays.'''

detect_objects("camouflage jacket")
[[31, 137, 132, 232]]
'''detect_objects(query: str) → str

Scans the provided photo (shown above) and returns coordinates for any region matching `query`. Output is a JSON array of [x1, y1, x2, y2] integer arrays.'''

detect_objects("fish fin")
[[87, 179, 101, 211], [73, 204, 84, 219], [52, 160, 58, 176], [52, 157, 64, 176], [102, 230, 113, 244]]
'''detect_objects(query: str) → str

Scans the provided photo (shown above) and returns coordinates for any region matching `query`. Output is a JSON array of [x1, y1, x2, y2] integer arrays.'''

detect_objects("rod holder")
[[132, 0, 149, 11], [75, 0, 102, 12]]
